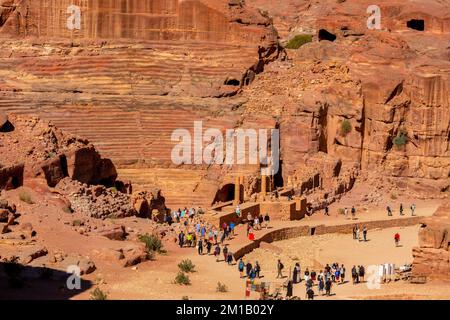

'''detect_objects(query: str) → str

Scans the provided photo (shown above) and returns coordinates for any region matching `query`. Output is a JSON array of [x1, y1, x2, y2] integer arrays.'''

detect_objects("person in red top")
[[394, 233, 400, 247]]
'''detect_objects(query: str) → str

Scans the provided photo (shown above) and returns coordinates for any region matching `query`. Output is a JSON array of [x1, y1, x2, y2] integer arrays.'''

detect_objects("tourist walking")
[[255, 261, 261, 278], [246, 262, 253, 278], [351, 266, 357, 284], [238, 259, 245, 277], [344, 207, 349, 219], [325, 278, 332, 296], [178, 231, 185, 248], [394, 232, 400, 247], [306, 287, 315, 300], [293, 264, 299, 284], [387, 205, 393, 216], [222, 245, 228, 262], [358, 265, 365, 282], [363, 226, 368, 242], [197, 239, 203, 255], [318, 277, 325, 295], [235, 205, 241, 218], [214, 244, 221, 262], [340, 264, 346, 284], [304, 268, 310, 282], [411, 203, 416, 216], [351, 206, 356, 219], [324, 206, 329, 216], [352, 225, 357, 239], [286, 280, 293, 298], [277, 259, 284, 278], [264, 213, 270, 229], [206, 240, 212, 254], [226, 251, 233, 265], [356, 226, 360, 241]]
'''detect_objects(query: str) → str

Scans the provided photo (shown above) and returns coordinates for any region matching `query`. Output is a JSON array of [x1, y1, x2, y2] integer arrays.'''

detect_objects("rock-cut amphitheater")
[[0, 0, 449, 299]]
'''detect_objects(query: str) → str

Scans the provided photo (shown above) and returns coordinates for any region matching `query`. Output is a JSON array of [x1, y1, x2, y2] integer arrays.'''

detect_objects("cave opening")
[[407, 19, 425, 31], [213, 184, 235, 204], [0, 120, 15, 132], [273, 160, 284, 189], [318, 29, 337, 42], [225, 78, 240, 86]]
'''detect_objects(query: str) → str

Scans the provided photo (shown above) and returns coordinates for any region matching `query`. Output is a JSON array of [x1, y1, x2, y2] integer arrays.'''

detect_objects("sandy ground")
[[71, 224, 449, 300], [2, 185, 448, 300]]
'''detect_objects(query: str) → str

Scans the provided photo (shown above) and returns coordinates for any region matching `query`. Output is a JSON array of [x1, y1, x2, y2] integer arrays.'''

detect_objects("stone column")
[[260, 174, 266, 201], [234, 176, 241, 205]]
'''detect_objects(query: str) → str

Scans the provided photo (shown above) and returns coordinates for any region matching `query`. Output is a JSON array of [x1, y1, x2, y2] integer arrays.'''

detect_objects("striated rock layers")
[[0, 0, 448, 209], [412, 202, 450, 281]]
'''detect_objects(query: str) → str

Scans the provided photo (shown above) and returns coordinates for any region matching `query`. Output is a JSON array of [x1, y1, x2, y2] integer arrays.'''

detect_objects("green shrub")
[[285, 34, 313, 49], [338, 208, 345, 215], [110, 187, 118, 193], [216, 282, 228, 293], [90, 287, 108, 300], [72, 219, 83, 227], [62, 206, 73, 214], [182, 295, 189, 300], [391, 192, 398, 200], [19, 191, 34, 204], [178, 259, 196, 273], [393, 129, 408, 148], [139, 234, 164, 254], [340, 120, 352, 136], [174, 272, 191, 285]]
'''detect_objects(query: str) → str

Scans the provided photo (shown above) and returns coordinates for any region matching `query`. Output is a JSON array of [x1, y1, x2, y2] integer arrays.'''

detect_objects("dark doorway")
[[213, 184, 235, 204], [407, 19, 425, 31], [0, 120, 14, 132], [224, 78, 240, 86], [311, 227, 316, 236], [274, 160, 284, 188], [318, 29, 337, 42]]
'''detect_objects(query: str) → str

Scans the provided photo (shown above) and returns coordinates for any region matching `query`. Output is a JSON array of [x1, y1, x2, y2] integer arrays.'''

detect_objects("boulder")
[[18, 246, 48, 264]]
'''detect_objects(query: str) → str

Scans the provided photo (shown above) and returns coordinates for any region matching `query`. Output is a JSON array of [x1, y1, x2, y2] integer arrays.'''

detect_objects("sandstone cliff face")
[[0, 0, 449, 209], [243, 0, 449, 195], [412, 202, 450, 281]]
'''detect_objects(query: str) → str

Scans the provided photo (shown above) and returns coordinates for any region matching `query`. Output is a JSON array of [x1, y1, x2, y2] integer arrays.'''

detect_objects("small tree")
[[19, 191, 33, 204], [340, 120, 352, 136], [90, 287, 108, 300], [285, 34, 313, 49], [174, 272, 191, 285], [178, 259, 196, 273], [216, 282, 228, 293], [139, 234, 164, 253], [393, 129, 408, 149]]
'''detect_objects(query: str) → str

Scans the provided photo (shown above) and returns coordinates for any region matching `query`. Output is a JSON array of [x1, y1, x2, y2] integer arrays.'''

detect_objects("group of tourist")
[[237, 258, 262, 280], [387, 203, 416, 216], [283, 261, 356, 299], [352, 225, 368, 241]]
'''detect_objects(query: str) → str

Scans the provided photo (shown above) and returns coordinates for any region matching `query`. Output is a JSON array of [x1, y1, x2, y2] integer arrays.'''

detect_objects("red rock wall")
[[412, 202, 450, 281]]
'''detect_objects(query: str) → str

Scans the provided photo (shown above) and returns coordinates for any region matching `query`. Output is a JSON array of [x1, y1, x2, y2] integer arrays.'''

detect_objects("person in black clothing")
[[307, 288, 315, 300], [351, 265, 357, 284], [255, 261, 261, 278], [359, 265, 365, 282], [178, 231, 185, 248], [246, 262, 253, 278], [264, 213, 270, 229], [400, 203, 404, 216], [325, 279, 332, 296], [324, 206, 329, 216], [286, 280, 293, 298], [206, 240, 212, 254]]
